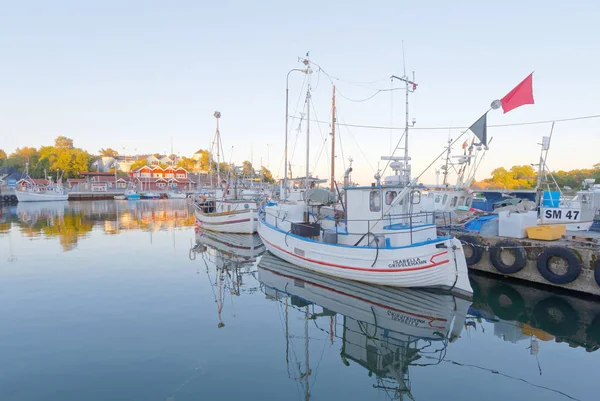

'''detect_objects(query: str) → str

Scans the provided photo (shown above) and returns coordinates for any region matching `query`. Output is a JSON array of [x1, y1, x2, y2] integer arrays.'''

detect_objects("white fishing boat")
[[258, 59, 472, 296], [15, 166, 68, 202], [167, 191, 187, 199], [193, 111, 259, 234]]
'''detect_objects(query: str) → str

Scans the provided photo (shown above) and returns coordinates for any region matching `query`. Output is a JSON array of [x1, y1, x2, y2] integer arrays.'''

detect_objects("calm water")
[[0, 200, 598, 401]]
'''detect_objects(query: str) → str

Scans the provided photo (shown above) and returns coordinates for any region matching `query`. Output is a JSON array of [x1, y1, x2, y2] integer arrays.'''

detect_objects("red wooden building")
[[129, 166, 195, 191]]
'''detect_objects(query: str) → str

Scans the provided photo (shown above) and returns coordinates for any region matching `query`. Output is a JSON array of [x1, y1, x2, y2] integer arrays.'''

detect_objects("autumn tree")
[[177, 157, 197, 171], [261, 166, 275, 183], [241, 160, 254, 177], [0, 149, 6, 163], [99, 148, 119, 157], [6, 147, 40, 172], [54, 136, 74, 150], [130, 159, 148, 170]]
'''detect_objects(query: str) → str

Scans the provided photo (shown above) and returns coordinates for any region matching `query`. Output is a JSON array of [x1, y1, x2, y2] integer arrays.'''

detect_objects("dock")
[[452, 230, 600, 297]]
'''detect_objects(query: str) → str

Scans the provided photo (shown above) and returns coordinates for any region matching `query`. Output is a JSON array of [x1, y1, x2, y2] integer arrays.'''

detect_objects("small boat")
[[125, 189, 140, 200], [140, 191, 159, 199], [167, 191, 187, 199], [113, 195, 126, 200], [15, 166, 68, 202]]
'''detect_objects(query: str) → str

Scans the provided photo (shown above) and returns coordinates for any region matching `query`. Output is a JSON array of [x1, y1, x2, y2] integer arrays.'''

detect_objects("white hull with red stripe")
[[257, 206, 472, 297], [195, 209, 257, 233], [194, 198, 259, 234]]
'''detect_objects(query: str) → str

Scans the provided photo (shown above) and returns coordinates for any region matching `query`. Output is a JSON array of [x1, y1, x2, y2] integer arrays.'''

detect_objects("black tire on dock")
[[536, 247, 582, 285], [460, 235, 484, 266], [594, 258, 600, 287], [487, 283, 525, 321], [2, 195, 9, 202], [532, 296, 579, 337], [10, 195, 17, 202], [489, 240, 527, 274]]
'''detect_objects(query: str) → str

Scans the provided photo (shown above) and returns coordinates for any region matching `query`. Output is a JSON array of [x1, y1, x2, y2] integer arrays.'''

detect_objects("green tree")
[[0, 149, 6, 162], [6, 147, 40, 172], [99, 148, 119, 157]]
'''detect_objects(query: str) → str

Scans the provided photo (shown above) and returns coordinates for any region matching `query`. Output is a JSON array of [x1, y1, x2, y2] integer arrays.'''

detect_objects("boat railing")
[[264, 208, 452, 245]]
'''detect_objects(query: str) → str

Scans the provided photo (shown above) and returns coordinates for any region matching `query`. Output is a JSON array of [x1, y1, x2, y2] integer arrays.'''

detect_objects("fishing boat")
[[258, 252, 469, 400], [113, 194, 126, 200], [140, 191, 159, 200], [258, 60, 472, 296], [125, 189, 140, 200], [193, 112, 259, 234], [15, 166, 68, 202]]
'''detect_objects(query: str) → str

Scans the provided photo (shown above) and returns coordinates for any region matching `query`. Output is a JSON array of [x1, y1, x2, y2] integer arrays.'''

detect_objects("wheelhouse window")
[[442, 194, 448, 205], [410, 191, 421, 204], [369, 191, 381, 212], [435, 195, 441, 203], [459, 196, 465, 206], [465, 197, 472, 207], [385, 191, 397, 205], [450, 196, 458, 207]]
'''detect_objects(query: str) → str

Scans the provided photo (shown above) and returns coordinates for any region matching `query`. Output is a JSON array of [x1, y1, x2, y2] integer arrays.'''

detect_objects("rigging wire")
[[336, 108, 376, 173], [289, 113, 600, 131]]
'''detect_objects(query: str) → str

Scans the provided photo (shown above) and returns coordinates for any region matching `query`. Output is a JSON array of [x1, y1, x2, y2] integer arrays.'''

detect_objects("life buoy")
[[537, 247, 582, 285], [594, 258, 600, 287], [487, 283, 525, 321], [532, 296, 579, 337], [489, 240, 527, 274], [459, 234, 484, 266]]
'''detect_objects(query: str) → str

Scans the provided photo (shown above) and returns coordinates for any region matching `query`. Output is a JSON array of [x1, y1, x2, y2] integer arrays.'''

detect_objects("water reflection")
[[0, 200, 194, 251], [470, 272, 600, 353], [258, 252, 470, 400], [190, 230, 265, 328]]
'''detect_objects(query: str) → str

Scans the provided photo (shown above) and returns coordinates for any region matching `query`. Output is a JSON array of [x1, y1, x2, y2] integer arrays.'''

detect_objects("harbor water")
[[0, 200, 598, 401]]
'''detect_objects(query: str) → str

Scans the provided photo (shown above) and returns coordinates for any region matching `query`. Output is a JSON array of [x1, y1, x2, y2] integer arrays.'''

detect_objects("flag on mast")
[[501, 73, 534, 113], [468, 112, 488, 146], [462, 139, 468, 149]]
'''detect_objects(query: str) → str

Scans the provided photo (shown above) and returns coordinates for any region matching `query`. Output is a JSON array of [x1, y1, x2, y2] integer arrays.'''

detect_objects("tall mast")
[[390, 72, 417, 186], [214, 111, 222, 187], [330, 85, 336, 192], [305, 54, 311, 222]]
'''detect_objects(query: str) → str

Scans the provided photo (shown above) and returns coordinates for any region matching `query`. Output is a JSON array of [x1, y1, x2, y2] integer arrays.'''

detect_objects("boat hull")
[[167, 193, 187, 199], [15, 191, 68, 202], [126, 194, 141, 200], [257, 214, 472, 297], [195, 209, 258, 234]]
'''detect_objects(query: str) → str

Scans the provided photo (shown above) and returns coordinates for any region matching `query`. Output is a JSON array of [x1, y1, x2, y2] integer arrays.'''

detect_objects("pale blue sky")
[[1, 1, 599, 184]]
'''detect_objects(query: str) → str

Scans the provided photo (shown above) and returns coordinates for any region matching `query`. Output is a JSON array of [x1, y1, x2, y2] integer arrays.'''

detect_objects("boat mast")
[[330, 85, 336, 192], [214, 111, 222, 188], [535, 122, 555, 207], [390, 71, 417, 186], [305, 55, 311, 222]]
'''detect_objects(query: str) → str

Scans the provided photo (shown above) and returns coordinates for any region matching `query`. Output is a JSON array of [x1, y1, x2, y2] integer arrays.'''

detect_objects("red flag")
[[501, 73, 534, 114], [462, 139, 468, 149]]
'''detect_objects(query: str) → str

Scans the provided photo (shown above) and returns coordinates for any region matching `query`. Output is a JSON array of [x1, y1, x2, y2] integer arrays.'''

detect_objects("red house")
[[129, 166, 195, 191]]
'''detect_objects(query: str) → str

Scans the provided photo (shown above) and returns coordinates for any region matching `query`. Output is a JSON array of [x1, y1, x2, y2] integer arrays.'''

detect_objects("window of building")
[[450, 196, 458, 207], [165, 173, 174, 179], [385, 191, 397, 205], [153, 173, 162, 178], [141, 172, 150, 178], [176, 173, 185, 179], [369, 191, 381, 212], [157, 183, 165, 188], [117, 182, 126, 189]]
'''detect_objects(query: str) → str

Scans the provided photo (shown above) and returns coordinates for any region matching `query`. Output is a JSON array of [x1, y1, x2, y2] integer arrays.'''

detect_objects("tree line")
[[0, 138, 275, 183], [472, 163, 600, 190]]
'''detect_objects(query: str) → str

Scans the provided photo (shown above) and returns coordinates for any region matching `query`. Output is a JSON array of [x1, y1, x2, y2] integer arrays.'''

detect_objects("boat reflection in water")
[[258, 252, 470, 400], [190, 229, 265, 328]]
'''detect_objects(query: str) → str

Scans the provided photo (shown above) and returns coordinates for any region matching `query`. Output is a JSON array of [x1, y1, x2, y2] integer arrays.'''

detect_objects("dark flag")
[[468, 112, 488, 146]]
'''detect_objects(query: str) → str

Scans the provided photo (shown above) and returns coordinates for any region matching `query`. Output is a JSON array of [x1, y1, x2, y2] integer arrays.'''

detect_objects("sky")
[[1, 0, 599, 185]]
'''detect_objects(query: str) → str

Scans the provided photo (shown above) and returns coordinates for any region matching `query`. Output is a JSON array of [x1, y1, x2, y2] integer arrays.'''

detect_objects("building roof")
[[79, 172, 117, 177]]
